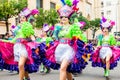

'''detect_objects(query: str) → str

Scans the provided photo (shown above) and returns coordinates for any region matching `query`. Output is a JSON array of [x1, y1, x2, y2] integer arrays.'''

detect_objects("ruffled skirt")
[[91, 46, 120, 69], [0, 41, 41, 73], [37, 39, 93, 73], [99, 47, 112, 59], [55, 44, 75, 63]]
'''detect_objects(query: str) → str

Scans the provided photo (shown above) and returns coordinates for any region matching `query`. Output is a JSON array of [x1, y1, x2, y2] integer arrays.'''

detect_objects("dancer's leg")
[[24, 71, 30, 80], [67, 72, 73, 80], [18, 56, 27, 80], [106, 55, 111, 70], [105, 55, 111, 77], [60, 59, 70, 80]]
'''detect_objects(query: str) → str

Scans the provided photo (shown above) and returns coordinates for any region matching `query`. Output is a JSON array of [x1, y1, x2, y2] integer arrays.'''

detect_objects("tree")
[[89, 18, 100, 39], [35, 8, 59, 28], [47, 9, 59, 26], [0, 0, 27, 32]]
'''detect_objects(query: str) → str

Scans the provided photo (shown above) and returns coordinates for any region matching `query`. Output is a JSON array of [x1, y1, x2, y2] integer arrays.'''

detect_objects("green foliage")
[[0, 0, 27, 20], [35, 8, 45, 28], [0, 0, 16, 19], [14, 0, 28, 13], [35, 8, 59, 28], [0, 0, 27, 32], [90, 18, 100, 39], [90, 18, 100, 31]]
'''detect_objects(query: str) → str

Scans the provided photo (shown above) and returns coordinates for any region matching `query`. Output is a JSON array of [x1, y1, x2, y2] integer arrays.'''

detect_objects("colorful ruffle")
[[0, 41, 41, 73], [37, 39, 93, 73], [91, 46, 120, 69]]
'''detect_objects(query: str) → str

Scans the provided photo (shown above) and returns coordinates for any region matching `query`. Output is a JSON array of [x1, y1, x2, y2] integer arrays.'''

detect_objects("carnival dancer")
[[91, 17, 120, 77], [37, 2, 93, 80], [0, 8, 40, 80], [36, 24, 53, 74]]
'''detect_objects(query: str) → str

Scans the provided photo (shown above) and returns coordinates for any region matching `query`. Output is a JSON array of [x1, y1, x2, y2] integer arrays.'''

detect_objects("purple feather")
[[102, 16, 107, 22], [11, 25, 16, 29], [43, 24, 48, 27], [22, 7, 28, 12], [72, 0, 80, 6]]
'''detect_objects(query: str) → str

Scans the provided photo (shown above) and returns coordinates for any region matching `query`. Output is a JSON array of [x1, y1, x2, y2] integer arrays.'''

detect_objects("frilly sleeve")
[[109, 34, 116, 46], [52, 24, 62, 40], [116, 41, 120, 46], [81, 34, 87, 43], [21, 22, 34, 38], [69, 23, 87, 41]]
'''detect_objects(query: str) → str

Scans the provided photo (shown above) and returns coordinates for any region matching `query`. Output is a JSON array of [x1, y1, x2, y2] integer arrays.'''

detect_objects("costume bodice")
[[58, 25, 70, 38], [11, 22, 34, 43], [97, 34, 116, 46], [102, 36, 110, 45]]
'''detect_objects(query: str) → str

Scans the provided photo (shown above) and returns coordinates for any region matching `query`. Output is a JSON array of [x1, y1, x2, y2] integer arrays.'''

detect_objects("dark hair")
[[60, 16, 71, 20], [101, 27, 111, 32]]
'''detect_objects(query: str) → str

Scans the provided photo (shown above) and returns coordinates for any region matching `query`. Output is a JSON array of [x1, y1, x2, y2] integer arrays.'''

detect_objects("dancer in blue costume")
[[0, 8, 40, 80], [37, 3, 93, 80]]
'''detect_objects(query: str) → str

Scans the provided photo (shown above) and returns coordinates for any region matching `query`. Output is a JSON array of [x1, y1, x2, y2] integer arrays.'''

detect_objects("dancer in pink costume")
[[37, 1, 93, 80], [91, 17, 120, 77], [0, 8, 40, 80]]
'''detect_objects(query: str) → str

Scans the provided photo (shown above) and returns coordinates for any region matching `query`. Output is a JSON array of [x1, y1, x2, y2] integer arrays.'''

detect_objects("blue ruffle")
[[0, 53, 5, 68], [91, 46, 120, 70], [0, 49, 41, 73], [92, 61, 118, 70], [38, 39, 92, 73], [84, 43, 93, 54]]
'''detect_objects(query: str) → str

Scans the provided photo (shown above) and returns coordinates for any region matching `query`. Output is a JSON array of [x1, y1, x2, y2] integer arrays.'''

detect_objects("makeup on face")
[[102, 27, 109, 31], [20, 16, 27, 22], [102, 27, 109, 35], [60, 16, 69, 24]]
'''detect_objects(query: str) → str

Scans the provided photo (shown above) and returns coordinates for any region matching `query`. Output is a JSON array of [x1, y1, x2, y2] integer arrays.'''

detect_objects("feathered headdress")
[[100, 16, 115, 30], [58, 5, 74, 18], [19, 8, 39, 17], [56, 0, 80, 18], [43, 24, 50, 32], [19, 8, 31, 18]]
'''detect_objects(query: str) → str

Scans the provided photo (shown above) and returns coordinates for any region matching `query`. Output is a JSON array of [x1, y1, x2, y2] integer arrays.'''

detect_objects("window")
[[101, 12, 104, 16], [101, 2, 104, 7], [106, 1, 111, 6], [36, 0, 43, 9], [50, 2, 56, 9], [86, 4, 91, 15], [107, 10, 111, 15]]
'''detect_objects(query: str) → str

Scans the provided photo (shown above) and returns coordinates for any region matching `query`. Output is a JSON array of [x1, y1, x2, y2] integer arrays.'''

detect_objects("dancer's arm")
[[52, 24, 61, 40]]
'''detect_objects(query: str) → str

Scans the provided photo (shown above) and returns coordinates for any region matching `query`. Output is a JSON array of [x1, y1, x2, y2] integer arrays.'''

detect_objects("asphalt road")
[[0, 62, 120, 80]]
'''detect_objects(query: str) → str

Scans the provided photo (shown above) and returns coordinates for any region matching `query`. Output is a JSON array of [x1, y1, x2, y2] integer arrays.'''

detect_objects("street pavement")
[[0, 62, 120, 80]]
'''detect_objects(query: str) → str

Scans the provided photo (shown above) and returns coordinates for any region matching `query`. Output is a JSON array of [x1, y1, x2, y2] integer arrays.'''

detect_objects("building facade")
[[0, 0, 100, 39], [100, 0, 120, 34]]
